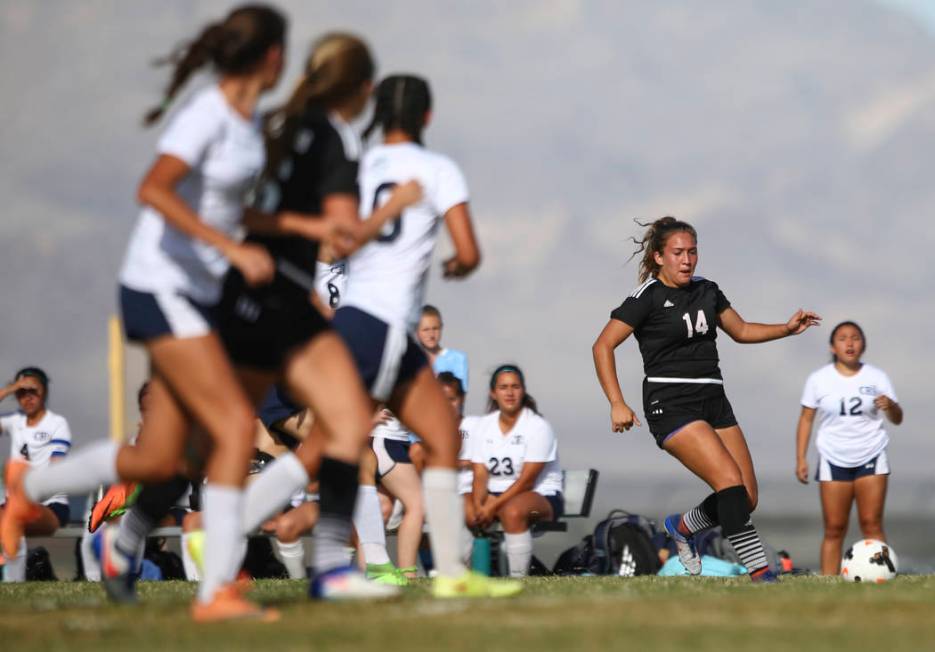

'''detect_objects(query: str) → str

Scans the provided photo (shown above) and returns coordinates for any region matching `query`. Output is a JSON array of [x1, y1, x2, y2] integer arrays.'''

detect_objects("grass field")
[[2, 576, 935, 651]]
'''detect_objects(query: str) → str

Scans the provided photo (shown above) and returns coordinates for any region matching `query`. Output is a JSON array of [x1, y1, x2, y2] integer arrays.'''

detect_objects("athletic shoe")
[[88, 482, 140, 533], [309, 565, 401, 600], [93, 526, 138, 604], [191, 584, 280, 623], [664, 513, 702, 576], [750, 568, 780, 583], [366, 562, 408, 586], [1, 460, 40, 558], [432, 570, 523, 599], [186, 529, 206, 576]]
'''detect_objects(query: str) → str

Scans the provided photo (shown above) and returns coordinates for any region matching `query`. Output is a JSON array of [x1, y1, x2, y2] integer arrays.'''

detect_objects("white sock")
[[422, 468, 467, 578], [80, 530, 101, 581], [2, 537, 27, 582], [180, 532, 201, 581], [24, 441, 118, 502], [274, 539, 307, 579], [352, 485, 391, 566], [115, 506, 154, 559], [504, 530, 533, 578], [242, 453, 309, 533], [197, 484, 245, 603]]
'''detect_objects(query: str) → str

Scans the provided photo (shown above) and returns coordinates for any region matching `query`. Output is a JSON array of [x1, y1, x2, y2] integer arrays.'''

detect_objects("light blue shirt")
[[433, 348, 469, 393]]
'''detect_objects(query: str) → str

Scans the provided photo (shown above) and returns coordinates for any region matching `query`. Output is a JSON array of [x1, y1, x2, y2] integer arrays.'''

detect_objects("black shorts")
[[257, 385, 303, 450], [332, 306, 428, 402], [47, 502, 70, 528], [372, 437, 412, 480], [645, 393, 738, 449], [217, 269, 331, 371]]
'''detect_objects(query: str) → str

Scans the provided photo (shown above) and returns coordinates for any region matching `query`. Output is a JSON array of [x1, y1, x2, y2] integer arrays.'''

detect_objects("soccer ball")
[[840, 539, 898, 583]]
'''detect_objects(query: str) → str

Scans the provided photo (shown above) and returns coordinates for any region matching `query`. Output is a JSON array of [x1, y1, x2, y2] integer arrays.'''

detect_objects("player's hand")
[[372, 407, 393, 427], [874, 394, 896, 412], [442, 257, 471, 278], [611, 401, 640, 433], [786, 309, 822, 335], [392, 179, 423, 208], [228, 242, 275, 286], [320, 215, 361, 259], [477, 503, 498, 527], [796, 458, 809, 484]]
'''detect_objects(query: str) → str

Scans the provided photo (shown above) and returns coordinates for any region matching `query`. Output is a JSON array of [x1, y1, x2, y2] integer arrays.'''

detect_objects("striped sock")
[[682, 493, 718, 534], [726, 520, 768, 573]]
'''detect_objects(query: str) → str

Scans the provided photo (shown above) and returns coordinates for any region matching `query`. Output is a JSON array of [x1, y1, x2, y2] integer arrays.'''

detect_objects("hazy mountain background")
[[2, 1, 934, 524]]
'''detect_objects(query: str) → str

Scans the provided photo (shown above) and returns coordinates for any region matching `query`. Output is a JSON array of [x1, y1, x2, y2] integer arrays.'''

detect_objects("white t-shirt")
[[0, 410, 72, 505], [344, 142, 469, 330], [457, 415, 480, 495], [470, 408, 563, 496], [371, 413, 411, 442], [314, 260, 347, 311], [801, 363, 898, 468], [119, 85, 266, 304]]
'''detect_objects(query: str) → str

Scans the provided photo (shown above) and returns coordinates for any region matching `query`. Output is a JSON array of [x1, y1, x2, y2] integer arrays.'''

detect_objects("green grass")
[[2, 576, 935, 651]]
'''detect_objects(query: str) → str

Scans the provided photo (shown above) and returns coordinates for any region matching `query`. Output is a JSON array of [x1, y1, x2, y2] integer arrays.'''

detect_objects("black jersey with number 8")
[[611, 277, 731, 405]]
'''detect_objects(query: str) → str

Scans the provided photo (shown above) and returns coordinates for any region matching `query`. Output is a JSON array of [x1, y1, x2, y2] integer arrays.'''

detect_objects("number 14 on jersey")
[[682, 310, 709, 338]]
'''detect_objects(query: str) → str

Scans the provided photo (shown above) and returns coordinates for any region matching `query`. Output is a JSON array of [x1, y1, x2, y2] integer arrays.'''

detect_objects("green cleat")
[[432, 571, 523, 599]]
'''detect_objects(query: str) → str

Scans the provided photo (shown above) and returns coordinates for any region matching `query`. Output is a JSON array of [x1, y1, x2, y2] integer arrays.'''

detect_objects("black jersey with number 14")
[[611, 277, 731, 405]]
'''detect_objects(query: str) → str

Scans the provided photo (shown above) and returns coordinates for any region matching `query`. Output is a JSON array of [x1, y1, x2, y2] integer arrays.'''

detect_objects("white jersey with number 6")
[[470, 408, 563, 496], [344, 142, 469, 330], [801, 363, 898, 468]]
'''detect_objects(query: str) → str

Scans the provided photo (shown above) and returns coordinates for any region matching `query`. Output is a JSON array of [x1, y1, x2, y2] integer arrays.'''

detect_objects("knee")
[[824, 520, 848, 540], [499, 502, 527, 531], [859, 516, 884, 538], [715, 485, 750, 535]]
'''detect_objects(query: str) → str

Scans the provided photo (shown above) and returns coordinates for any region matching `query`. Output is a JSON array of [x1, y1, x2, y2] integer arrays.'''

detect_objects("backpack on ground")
[[589, 510, 661, 576]]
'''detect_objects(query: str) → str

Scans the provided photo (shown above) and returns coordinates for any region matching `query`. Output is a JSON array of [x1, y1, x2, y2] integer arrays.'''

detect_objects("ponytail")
[[143, 4, 286, 126], [363, 74, 432, 144]]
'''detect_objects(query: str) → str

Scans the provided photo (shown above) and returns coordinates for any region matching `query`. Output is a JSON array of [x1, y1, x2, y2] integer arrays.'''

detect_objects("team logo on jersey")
[[859, 386, 878, 396], [294, 129, 314, 153], [459, 429, 469, 439], [663, 299, 675, 308], [511, 435, 523, 445], [33, 431, 51, 443], [234, 295, 262, 323]]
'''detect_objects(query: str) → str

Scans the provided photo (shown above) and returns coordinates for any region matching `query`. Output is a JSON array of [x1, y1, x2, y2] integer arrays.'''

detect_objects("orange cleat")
[[190, 584, 280, 624], [1, 460, 41, 558], [88, 482, 140, 533]]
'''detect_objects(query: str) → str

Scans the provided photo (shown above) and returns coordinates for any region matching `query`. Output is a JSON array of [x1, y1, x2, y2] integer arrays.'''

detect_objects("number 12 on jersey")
[[682, 310, 708, 338]]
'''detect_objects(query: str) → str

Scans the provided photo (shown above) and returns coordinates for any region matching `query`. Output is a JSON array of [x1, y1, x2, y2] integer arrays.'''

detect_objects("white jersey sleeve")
[[430, 156, 469, 216], [524, 417, 558, 463], [0, 412, 14, 438], [157, 92, 225, 167], [800, 370, 821, 409], [878, 370, 898, 403], [47, 416, 72, 458]]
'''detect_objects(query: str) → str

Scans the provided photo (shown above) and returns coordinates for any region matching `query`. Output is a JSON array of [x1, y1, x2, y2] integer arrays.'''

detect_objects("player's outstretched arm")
[[718, 307, 821, 344], [592, 319, 641, 432]]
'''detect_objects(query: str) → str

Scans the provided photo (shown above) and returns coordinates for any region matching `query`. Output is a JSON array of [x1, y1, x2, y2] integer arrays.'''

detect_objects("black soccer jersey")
[[249, 107, 360, 274], [611, 276, 731, 404]]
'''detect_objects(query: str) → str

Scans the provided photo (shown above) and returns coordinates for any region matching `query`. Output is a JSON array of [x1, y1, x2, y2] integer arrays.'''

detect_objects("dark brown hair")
[[830, 321, 866, 362], [487, 364, 539, 414], [630, 216, 698, 282], [421, 304, 442, 321], [143, 4, 287, 126], [363, 75, 432, 144], [264, 32, 375, 179], [437, 371, 465, 397]]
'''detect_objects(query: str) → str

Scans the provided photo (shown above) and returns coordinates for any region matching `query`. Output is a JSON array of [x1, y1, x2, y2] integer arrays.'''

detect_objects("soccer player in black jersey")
[[592, 216, 820, 581]]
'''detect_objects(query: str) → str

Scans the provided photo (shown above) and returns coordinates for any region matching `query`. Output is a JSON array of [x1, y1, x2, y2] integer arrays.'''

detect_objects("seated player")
[[0, 367, 72, 582], [471, 365, 563, 578]]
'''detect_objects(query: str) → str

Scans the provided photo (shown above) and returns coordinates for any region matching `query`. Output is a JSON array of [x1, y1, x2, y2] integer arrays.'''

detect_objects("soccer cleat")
[[186, 529, 206, 576], [750, 567, 780, 583], [191, 584, 280, 623], [1, 460, 41, 558], [432, 571, 523, 599], [93, 525, 138, 604], [88, 482, 141, 533], [310, 565, 401, 600], [664, 514, 702, 576], [365, 562, 409, 586]]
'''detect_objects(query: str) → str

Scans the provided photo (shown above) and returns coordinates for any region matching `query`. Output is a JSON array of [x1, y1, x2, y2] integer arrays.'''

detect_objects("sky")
[[2, 1, 934, 513]]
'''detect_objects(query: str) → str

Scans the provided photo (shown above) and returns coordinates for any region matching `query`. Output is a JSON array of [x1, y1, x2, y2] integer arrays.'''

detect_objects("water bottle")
[[471, 536, 491, 575]]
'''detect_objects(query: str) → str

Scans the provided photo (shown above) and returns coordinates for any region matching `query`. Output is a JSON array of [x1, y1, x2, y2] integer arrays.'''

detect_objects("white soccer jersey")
[[344, 142, 469, 330], [470, 408, 563, 496], [371, 413, 411, 442], [120, 84, 266, 304], [457, 415, 480, 495], [801, 363, 898, 468], [314, 260, 347, 311], [0, 410, 72, 505]]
